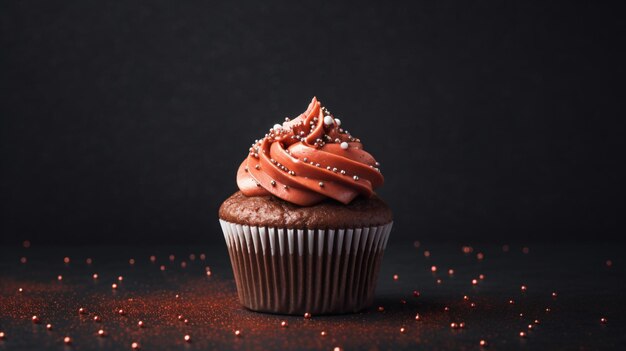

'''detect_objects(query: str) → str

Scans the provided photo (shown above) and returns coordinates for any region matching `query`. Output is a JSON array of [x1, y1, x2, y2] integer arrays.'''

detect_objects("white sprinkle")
[[273, 124, 282, 131], [353, 175, 359, 181], [335, 118, 341, 126], [319, 182, 324, 187], [340, 142, 349, 150], [323, 116, 334, 125]]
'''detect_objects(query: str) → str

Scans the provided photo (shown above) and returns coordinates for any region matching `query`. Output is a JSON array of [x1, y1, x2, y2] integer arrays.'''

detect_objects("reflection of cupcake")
[[219, 97, 392, 315]]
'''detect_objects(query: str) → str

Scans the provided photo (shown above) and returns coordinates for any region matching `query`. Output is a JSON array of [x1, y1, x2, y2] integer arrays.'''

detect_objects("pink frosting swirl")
[[236, 97, 384, 206]]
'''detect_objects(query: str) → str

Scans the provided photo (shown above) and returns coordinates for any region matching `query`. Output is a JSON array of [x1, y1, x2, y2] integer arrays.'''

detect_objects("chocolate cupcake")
[[219, 97, 392, 315]]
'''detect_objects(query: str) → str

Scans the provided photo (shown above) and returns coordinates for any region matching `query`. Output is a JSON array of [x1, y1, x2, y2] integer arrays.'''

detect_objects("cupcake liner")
[[219, 219, 392, 315]]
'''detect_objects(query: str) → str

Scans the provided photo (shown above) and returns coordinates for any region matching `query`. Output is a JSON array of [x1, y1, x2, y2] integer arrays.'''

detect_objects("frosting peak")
[[236, 97, 384, 206]]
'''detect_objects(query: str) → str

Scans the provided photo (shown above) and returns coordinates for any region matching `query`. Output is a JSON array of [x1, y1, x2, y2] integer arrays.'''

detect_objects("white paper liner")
[[219, 219, 392, 315]]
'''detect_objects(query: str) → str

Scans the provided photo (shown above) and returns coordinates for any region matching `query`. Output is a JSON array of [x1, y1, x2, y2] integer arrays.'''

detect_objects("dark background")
[[1, 1, 624, 245]]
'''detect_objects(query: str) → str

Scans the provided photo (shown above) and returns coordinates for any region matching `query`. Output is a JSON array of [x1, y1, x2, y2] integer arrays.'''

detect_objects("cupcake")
[[219, 97, 392, 315]]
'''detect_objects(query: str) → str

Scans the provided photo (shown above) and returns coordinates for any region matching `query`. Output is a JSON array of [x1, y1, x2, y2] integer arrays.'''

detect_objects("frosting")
[[236, 97, 384, 206]]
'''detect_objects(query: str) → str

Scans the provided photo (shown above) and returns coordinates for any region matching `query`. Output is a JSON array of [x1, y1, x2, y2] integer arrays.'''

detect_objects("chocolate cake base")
[[218, 192, 393, 315], [219, 191, 393, 229]]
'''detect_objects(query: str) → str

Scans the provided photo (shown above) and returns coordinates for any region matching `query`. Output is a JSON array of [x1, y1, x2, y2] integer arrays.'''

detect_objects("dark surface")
[[2, 1, 626, 245], [1, 241, 624, 350]]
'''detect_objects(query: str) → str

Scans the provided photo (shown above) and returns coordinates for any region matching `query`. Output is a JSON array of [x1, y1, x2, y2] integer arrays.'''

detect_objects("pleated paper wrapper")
[[219, 219, 392, 315]]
